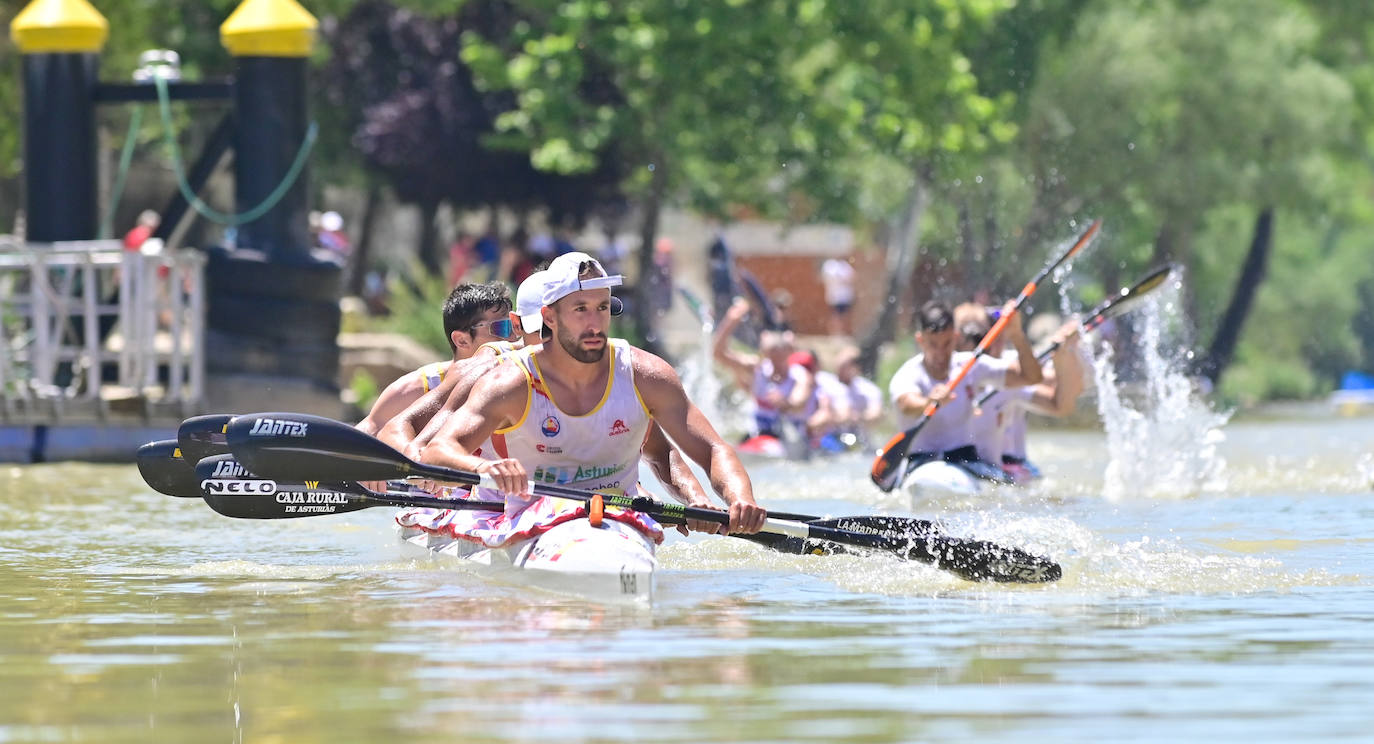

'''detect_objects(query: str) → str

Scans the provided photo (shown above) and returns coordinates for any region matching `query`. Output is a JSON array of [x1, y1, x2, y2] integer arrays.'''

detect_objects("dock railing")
[[0, 237, 205, 421]]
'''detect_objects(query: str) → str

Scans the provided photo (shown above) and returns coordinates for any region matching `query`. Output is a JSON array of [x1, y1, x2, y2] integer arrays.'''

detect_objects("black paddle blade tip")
[[909, 535, 1062, 584]]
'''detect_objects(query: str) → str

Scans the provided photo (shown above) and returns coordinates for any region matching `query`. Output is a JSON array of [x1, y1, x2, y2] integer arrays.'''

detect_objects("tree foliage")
[[5, 0, 1374, 398]]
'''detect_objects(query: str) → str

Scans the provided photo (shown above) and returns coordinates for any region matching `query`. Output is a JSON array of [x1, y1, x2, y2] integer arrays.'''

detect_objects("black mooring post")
[[230, 55, 312, 263], [12, 0, 107, 243]]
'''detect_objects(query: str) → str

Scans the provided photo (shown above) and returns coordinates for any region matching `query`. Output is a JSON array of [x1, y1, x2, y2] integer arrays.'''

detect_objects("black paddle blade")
[[177, 414, 234, 463], [906, 535, 1062, 583], [225, 412, 423, 483], [194, 453, 375, 519], [1083, 264, 1174, 331], [870, 430, 913, 492], [135, 440, 201, 498]]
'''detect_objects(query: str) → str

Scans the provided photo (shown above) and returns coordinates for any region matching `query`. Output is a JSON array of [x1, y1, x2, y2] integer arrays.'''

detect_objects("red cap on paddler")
[[788, 350, 818, 373]]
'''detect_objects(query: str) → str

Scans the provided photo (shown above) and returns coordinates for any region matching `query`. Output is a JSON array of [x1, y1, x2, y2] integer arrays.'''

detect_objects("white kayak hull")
[[902, 460, 987, 502], [401, 517, 657, 605]]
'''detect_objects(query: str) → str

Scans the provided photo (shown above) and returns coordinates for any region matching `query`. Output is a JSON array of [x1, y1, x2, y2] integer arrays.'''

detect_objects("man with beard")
[[383, 260, 725, 536], [421, 252, 768, 545]]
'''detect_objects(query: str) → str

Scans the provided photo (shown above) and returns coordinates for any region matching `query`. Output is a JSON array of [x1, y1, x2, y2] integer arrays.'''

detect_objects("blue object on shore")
[[1339, 370, 1374, 391]]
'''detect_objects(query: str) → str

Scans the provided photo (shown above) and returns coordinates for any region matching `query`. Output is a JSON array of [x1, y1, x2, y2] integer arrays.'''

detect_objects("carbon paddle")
[[177, 413, 234, 463], [135, 440, 202, 498], [871, 219, 1102, 492], [227, 412, 1061, 582], [140, 445, 947, 565], [974, 264, 1174, 410], [193, 453, 506, 518], [144, 430, 943, 539]]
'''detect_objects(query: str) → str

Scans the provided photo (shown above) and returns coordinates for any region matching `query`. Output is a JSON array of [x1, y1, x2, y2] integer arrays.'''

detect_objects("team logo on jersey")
[[541, 415, 561, 437], [608, 419, 631, 436]]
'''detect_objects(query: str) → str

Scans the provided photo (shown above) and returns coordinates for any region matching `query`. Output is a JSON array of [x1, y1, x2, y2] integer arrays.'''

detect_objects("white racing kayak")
[[399, 517, 657, 605], [902, 460, 989, 503]]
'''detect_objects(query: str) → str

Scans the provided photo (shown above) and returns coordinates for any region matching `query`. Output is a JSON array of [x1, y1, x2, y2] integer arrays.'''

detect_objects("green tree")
[[459, 0, 830, 348], [791, 0, 1020, 368], [1020, 0, 1353, 386]]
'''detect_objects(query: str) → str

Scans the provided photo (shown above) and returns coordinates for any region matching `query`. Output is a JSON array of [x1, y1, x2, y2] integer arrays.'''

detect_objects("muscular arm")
[[419, 363, 530, 493], [375, 371, 462, 451], [1026, 326, 1084, 417], [384, 354, 501, 458], [641, 422, 710, 507], [712, 299, 759, 391], [635, 352, 766, 534], [356, 370, 433, 436], [640, 421, 724, 535], [1001, 307, 1044, 388]]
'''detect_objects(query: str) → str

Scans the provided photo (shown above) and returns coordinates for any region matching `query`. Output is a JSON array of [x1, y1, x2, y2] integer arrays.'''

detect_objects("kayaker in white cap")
[[421, 252, 768, 537]]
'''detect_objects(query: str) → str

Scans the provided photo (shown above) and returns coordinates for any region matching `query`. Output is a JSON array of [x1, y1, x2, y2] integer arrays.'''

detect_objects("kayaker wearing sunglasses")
[[356, 281, 515, 438]]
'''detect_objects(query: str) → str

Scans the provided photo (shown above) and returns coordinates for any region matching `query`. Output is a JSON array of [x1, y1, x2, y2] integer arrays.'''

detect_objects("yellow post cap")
[[10, 0, 109, 54], [220, 0, 317, 58]]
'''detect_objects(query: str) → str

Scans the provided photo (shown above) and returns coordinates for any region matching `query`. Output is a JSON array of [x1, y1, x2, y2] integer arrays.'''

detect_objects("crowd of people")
[[710, 275, 1089, 484], [712, 297, 884, 456]]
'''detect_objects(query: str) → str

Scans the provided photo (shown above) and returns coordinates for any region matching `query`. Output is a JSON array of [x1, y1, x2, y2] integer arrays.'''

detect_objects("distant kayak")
[[736, 432, 864, 461]]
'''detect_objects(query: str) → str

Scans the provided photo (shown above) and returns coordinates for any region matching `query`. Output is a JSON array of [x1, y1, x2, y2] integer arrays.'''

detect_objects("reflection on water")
[[2, 412, 1373, 741]]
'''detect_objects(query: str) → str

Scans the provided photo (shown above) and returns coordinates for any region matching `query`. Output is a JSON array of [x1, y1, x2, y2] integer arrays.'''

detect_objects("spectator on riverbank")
[[123, 210, 159, 251], [821, 256, 856, 336]]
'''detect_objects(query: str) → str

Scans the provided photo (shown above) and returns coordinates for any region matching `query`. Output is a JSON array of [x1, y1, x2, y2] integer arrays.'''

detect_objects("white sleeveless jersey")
[[495, 338, 650, 495], [417, 361, 448, 393], [478, 340, 521, 357], [969, 386, 1034, 463]]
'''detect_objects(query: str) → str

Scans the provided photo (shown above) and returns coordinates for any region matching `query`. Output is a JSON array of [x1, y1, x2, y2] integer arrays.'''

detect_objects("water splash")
[[1090, 278, 1230, 500]]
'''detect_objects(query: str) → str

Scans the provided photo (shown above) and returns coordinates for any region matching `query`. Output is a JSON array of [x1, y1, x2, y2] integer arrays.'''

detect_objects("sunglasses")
[[471, 318, 515, 339]]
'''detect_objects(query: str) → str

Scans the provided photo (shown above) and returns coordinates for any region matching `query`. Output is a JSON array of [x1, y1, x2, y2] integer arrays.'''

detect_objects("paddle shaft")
[[973, 264, 1171, 410], [148, 428, 878, 527]]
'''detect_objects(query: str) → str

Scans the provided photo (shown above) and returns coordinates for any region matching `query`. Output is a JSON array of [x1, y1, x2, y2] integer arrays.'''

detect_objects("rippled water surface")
[[1, 411, 1372, 743]]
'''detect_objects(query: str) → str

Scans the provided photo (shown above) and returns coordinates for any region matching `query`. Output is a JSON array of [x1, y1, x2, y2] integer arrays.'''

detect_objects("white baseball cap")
[[541, 252, 623, 307], [515, 270, 551, 334]]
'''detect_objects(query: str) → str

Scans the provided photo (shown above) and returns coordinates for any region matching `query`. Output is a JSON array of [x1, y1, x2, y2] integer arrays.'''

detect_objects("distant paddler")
[[887, 300, 1044, 481], [420, 252, 768, 545]]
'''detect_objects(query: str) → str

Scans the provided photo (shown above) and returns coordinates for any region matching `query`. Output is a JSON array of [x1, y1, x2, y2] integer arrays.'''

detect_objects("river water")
[[2, 405, 1371, 743]]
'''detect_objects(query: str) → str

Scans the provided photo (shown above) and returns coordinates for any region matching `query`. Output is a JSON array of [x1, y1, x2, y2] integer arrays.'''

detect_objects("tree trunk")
[[347, 183, 383, 296], [1200, 206, 1275, 385], [416, 198, 442, 276], [958, 200, 977, 296], [857, 166, 932, 376], [633, 159, 669, 357]]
